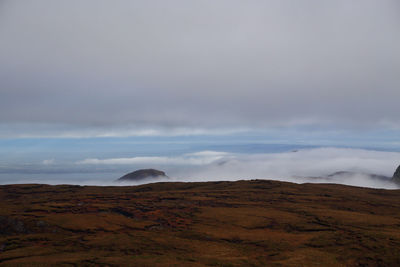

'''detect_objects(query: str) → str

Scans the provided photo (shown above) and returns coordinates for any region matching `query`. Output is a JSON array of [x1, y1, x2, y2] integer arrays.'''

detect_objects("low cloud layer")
[[173, 148, 400, 189], [72, 147, 400, 189], [0, 1, 400, 135]]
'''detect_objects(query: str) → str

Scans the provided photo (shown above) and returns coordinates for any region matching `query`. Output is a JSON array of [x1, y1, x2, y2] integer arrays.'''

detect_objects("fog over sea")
[[1, 136, 400, 189]]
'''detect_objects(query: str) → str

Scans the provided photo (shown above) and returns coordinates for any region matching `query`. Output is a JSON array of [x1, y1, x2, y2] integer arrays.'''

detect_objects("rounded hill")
[[117, 169, 168, 182]]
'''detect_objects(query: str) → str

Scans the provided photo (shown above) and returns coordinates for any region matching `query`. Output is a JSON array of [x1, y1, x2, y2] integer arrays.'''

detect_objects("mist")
[[3, 147, 398, 189], [168, 148, 400, 189]]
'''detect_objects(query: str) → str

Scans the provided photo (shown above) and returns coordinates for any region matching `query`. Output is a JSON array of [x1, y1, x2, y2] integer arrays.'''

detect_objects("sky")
[[0, 1, 400, 187]]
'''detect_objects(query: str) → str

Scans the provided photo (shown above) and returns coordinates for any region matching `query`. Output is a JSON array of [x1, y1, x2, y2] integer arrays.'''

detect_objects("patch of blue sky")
[[1, 129, 400, 167]]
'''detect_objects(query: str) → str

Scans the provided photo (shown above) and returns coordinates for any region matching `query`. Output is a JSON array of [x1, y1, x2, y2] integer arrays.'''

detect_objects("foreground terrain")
[[1, 180, 400, 266]]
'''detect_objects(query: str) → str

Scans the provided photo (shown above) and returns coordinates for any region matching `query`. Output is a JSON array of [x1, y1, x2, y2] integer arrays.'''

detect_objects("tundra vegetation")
[[1, 180, 400, 266]]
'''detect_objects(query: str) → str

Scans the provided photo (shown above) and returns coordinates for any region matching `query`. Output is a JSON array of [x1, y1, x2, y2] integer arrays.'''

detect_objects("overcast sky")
[[1, 0, 400, 137]]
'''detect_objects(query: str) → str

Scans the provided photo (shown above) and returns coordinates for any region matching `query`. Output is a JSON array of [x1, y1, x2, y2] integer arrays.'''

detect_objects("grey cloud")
[[0, 0, 399, 132]]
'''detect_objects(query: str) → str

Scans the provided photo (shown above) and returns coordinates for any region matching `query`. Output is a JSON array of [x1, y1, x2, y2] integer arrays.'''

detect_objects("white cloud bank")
[[77, 148, 400, 189], [77, 151, 230, 166]]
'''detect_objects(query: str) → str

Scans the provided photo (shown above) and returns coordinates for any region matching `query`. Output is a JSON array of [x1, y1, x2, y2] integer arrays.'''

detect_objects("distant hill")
[[327, 171, 390, 181], [117, 169, 168, 182], [392, 165, 400, 183], [301, 171, 392, 184]]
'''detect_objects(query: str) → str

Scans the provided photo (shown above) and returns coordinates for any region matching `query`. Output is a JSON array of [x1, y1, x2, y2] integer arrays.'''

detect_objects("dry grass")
[[0, 180, 400, 266]]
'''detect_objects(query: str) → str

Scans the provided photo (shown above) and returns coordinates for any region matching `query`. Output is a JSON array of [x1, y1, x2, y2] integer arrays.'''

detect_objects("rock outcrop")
[[392, 165, 400, 183], [117, 169, 168, 182]]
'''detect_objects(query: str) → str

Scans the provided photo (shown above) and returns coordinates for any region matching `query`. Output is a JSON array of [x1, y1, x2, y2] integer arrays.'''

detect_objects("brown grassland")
[[1, 180, 400, 266]]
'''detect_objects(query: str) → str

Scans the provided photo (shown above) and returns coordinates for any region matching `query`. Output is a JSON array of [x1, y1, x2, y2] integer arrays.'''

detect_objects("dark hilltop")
[[117, 169, 168, 182], [392, 165, 400, 184]]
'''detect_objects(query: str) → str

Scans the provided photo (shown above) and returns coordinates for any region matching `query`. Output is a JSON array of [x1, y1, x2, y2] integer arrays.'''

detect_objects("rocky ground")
[[1, 180, 400, 266]]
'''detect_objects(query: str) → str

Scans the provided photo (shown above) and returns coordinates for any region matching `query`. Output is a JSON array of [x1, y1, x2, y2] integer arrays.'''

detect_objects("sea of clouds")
[[74, 147, 400, 189], [1, 147, 399, 189]]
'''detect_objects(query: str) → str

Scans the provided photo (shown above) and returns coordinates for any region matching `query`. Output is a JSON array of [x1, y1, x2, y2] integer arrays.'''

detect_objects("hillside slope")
[[1, 180, 400, 266]]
